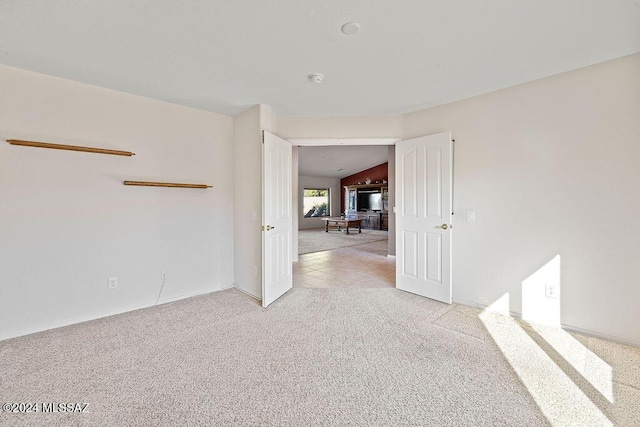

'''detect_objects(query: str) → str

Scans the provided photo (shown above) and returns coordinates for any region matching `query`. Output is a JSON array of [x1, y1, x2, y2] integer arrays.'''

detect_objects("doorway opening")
[[291, 139, 398, 290]]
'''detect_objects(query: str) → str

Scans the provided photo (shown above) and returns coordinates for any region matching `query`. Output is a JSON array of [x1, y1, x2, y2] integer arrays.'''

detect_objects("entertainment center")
[[344, 184, 389, 230]]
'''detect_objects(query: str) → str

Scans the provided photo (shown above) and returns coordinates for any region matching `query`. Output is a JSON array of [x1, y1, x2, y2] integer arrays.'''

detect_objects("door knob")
[[266, 225, 275, 231], [439, 224, 450, 230]]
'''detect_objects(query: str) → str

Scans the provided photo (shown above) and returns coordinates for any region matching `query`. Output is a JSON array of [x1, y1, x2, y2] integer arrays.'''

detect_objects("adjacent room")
[[295, 145, 394, 289], [1, 1, 639, 426]]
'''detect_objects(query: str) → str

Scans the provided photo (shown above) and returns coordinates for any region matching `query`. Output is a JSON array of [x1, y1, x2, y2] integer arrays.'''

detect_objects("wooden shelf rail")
[[124, 181, 213, 189], [7, 139, 135, 157]]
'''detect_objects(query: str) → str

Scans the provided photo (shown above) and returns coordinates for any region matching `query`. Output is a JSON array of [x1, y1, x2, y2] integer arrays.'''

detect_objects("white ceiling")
[[0, 1, 639, 117], [298, 146, 388, 179]]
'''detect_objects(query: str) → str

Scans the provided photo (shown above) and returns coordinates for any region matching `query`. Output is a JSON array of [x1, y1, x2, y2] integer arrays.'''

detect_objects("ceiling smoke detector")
[[308, 73, 324, 84], [341, 22, 361, 35]]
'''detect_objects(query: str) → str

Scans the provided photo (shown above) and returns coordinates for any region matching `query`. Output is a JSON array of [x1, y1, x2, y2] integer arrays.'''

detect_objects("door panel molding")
[[262, 131, 293, 307], [396, 132, 452, 304]]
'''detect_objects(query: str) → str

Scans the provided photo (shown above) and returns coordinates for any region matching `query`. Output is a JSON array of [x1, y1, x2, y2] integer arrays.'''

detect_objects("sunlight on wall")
[[480, 292, 613, 426], [520, 254, 613, 403], [522, 255, 561, 326], [485, 292, 511, 317]]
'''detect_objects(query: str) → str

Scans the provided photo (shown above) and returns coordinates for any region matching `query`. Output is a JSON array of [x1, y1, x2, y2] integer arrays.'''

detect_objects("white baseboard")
[[452, 297, 640, 348], [0, 286, 224, 342], [387, 254, 396, 258], [559, 324, 640, 348], [233, 285, 261, 302]]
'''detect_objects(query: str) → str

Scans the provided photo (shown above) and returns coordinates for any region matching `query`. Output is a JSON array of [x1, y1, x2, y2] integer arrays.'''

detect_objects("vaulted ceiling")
[[298, 145, 388, 178], [1, 1, 639, 117]]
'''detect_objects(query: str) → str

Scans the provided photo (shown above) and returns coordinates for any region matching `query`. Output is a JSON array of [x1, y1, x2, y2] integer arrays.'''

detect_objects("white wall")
[[403, 53, 640, 345], [232, 104, 278, 300], [278, 115, 402, 139], [232, 106, 262, 299], [298, 175, 341, 230], [0, 64, 235, 340]]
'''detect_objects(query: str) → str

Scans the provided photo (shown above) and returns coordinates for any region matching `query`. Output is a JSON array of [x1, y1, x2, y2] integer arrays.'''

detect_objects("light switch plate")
[[466, 210, 476, 222]]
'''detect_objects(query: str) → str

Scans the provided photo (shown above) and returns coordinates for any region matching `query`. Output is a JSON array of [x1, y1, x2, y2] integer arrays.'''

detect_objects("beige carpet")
[[299, 228, 388, 255], [1, 289, 638, 426]]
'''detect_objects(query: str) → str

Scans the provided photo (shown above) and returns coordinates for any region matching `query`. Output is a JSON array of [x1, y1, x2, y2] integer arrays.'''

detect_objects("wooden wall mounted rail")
[[7, 139, 135, 157], [123, 181, 213, 189]]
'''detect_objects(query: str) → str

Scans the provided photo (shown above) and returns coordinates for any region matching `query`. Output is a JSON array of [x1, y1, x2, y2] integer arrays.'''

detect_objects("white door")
[[395, 132, 453, 303], [262, 131, 293, 307]]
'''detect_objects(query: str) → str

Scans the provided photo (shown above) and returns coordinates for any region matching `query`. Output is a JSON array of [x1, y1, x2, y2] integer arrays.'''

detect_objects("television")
[[357, 191, 382, 211]]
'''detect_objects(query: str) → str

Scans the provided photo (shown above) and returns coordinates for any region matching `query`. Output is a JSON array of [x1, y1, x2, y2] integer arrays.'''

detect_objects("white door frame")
[[290, 138, 398, 146]]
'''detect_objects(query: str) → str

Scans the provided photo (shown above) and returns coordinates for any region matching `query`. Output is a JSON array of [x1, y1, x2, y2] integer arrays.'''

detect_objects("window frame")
[[302, 188, 331, 218]]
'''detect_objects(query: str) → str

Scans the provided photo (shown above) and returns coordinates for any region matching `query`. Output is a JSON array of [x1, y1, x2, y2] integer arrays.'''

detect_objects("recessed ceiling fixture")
[[308, 73, 324, 84], [341, 22, 361, 35]]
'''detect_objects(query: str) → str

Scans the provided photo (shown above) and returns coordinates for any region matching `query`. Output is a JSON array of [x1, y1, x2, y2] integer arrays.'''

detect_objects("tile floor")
[[293, 239, 395, 288]]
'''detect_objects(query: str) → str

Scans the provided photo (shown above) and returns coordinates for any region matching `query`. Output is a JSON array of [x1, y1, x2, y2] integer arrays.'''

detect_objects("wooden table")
[[321, 218, 362, 235]]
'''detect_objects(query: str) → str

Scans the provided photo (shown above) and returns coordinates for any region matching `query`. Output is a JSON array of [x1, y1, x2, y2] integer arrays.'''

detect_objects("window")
[[303, 188, 330, 218]]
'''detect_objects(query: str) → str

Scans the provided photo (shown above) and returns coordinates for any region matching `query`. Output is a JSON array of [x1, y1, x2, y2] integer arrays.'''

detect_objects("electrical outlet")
[[253, 266, 258, 277], [161, 272, 167, 281], [108, 277, 118, 289], [545, 283, 558, 298]]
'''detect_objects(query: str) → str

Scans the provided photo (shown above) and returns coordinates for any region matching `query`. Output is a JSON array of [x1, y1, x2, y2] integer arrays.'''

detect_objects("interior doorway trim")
[[289, 138, 400, 146]]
